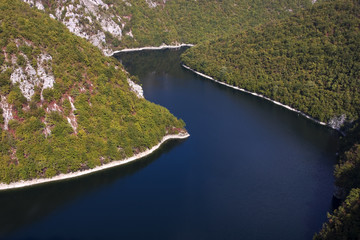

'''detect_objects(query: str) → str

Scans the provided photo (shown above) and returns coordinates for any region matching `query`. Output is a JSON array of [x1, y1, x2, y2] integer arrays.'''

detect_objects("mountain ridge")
[[22, 0, 313, 54]]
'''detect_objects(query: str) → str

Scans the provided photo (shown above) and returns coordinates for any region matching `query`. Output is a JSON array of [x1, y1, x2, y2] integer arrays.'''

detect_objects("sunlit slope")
[[182, 0, 360, 126], [0, 0, 185, 184], [23, 0, 313, 52]]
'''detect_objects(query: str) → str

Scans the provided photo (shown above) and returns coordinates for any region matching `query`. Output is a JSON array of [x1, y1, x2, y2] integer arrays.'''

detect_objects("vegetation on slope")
[[6, 0, 360, 237], [180, 0, 360, 237], [313, 119, 360, 239], [181, 0, 360, 125], [0, 0, 185, 184], [28, 0, 313, 51], [314, 188, 360, 240], [335, 145, 360, 198], [119, 0, 312, 48]]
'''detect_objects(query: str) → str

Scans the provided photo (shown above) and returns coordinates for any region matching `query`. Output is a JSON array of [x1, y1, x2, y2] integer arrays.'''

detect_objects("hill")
[[180, 0, 360, 238], [181, 0, 360, 126], [23, 0, 313, 54], [0, 0, 185, 184]]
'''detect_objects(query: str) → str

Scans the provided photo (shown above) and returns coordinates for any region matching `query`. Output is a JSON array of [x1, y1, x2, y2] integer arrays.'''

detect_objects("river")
[[1, 48, 339, 240]]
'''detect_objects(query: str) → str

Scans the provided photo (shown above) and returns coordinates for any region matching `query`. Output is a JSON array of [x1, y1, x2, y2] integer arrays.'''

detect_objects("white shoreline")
[[0, 133, 190, 190], [112, 43, 194, 55], [182, 64, 343, 131]]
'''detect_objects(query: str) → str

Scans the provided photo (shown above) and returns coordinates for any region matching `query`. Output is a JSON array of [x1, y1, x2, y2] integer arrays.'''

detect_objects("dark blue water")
[[2, 48, 339, 240]]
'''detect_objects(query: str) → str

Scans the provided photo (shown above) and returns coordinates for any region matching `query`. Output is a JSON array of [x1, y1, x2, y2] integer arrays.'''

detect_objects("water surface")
[[2, 48, 339, 240]]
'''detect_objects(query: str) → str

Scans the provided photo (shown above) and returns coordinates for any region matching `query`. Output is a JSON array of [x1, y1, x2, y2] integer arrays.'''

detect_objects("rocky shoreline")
[[112, 43, 194, 55]]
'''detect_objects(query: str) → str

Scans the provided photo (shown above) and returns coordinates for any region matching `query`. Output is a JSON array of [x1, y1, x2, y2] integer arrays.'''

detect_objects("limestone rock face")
[[10, 52, 54, 101], [328, 114, 346, 130], [23, 0, 125, 55], [127, 78, 144, 98], [0, 96, 13, 130], [146, 0, 158, 8], [22, 0, 174, 55], [1, 39, 57, 131]]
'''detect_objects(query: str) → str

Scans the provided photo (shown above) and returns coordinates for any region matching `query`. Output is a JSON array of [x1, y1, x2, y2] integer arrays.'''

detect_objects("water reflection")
[[115, 48, 188, 78], [115, 48, 339, 240], [3, 48, 339, 240], [0, 139, 186, 238]]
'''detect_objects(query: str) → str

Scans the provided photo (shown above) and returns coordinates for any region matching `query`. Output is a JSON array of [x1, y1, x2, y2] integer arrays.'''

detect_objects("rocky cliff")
[[24, 0, 125, 55]]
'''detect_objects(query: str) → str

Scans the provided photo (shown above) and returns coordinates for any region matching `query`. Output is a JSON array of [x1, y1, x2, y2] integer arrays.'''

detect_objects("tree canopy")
[[0, 0, 185, 184], [182, 0, 360, 124]]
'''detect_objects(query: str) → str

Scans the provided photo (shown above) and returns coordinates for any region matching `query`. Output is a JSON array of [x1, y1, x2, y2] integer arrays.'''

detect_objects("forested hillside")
[[314, 188, 360, 239], [23, 0, 313, 54], [182, 0, 360, 126], [313, 119, 360, 239], [180, 0, 360, 238], [1, 0, 359, 238], [0, 0, 185, 184]]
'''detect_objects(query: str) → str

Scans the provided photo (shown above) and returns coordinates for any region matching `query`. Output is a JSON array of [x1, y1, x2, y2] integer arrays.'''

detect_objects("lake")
[[1, 48, 339, 240]]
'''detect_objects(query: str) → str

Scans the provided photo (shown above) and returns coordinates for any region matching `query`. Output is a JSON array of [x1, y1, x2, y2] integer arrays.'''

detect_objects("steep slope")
[[332, 119, 360, 199], [181, 0, 360, 126], [180, 0, 360, 237], [314, 188, 360, 240], [0, 0, 186, 184], [23, 0, 313, 54], [24, 0, 124, 55], [314, 119, 360, 239]]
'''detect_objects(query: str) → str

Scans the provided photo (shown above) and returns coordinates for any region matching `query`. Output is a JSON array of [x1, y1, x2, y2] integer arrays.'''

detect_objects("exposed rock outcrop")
[[328, 114, 347, 130], [146, 0, 158, 8], [67, 96, 78, 133], [0, 96, 13, 130], [10, 52, 55, 101], [23, 0, 125, 55], [127, 78, 144, 98]]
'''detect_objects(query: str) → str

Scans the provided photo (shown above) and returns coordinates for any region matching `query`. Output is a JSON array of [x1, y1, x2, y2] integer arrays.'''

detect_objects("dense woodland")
[[182, 0, 360, 124], [118, 0, 313, 48], [315, 120, 360, 239], [36, 0, 313, 50], [2, 0, 360, 238], [0, 0, 185, 183], [181, 0, 360, 238], [314, 188, 360, 239]]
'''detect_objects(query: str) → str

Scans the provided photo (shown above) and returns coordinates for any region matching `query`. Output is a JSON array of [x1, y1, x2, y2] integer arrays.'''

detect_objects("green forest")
[[117, 0, 312, 48], [315, 119, 360, 239], [314, 188, 360, 239], [182, 0, 360, 124], [0, 0, 185, 184], [180, 0, 360, 238], [2, 0, 360, 238], [36, 0, 313, 50]]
